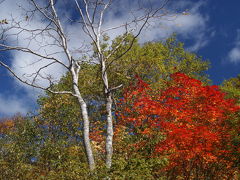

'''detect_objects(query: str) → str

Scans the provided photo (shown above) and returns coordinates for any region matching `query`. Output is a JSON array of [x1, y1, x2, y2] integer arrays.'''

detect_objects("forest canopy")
[[0, 35, 239, 179]]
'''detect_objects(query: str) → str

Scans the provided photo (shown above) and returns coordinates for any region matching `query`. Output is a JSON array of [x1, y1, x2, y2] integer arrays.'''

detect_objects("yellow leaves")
[[0, 19, 8, 24], [68, 146, 81, 156], [91, 141, 104, 153]]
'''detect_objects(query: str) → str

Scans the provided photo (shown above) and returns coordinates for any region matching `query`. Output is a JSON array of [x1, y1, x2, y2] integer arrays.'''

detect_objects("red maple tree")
[[118, 73, 240, 178]]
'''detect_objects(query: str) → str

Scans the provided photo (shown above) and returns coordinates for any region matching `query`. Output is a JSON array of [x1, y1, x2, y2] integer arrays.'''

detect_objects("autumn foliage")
[[0, 73, 239, 179], [118, 73, 240, 178]]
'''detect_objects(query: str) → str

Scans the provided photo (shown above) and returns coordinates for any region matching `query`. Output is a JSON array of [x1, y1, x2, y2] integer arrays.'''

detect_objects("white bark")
[[72, 71, 95, 170], [100, 55, 113, 168], [50, 0, 96, 170], [0, 0, 172, 170], [0, 0, 96, 170], [74, 0, 172, 169]]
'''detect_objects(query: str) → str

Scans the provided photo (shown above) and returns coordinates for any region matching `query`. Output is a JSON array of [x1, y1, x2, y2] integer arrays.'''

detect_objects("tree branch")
[[0, 61, 76, 96]]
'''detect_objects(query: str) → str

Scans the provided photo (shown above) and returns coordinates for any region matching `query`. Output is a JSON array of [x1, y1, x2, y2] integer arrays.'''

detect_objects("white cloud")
[[138, 1, 211, 51], [97, 0, 211, 51], [0, 0, 68, 87], [228, 47, 240, 63], [0, 0, 212, 116], [0, 0, 67, 116], [0, 94, 30, 116], [227, 29, 240, 63]]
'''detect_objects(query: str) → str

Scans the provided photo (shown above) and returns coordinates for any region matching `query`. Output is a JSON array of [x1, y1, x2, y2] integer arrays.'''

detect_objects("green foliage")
[[106, 34, 210, 91], [93, 156, 168, 179], [0, 115, 93, 179], [0, 35, 215, 179], [221, 74, 240, 104], [221, 75, 240, 169], [38, 35, 211, 133], [0, 115, 169, 179]]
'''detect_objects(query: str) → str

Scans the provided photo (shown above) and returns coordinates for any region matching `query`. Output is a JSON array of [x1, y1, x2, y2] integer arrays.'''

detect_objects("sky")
[[0, 0, 239, 117]]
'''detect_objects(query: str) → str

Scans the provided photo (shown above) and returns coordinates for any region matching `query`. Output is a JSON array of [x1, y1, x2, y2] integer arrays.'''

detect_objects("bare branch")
[[75, 0, 97, 42], [96, 0, 112, 52], [104, 0, 171, 72], [31, 61, 57, 85], [0, 0, 173, 170], [108, 84, 123, 93], [0, 44, 69, 69], [0, 61, 76, 96], [91, 0, 99, 24], [104, 13, 150, 72], [49, 0, 73, 64], [30, 0, 56, 24]]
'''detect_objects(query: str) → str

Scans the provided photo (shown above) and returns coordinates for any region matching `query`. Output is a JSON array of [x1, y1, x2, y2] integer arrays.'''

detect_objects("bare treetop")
[[0, 0, 174, 170], [0, 0, 173, 92]]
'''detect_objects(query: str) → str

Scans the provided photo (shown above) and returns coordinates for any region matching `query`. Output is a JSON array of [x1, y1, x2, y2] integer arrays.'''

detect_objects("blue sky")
[[187, 0, 240, 84], [0, 0, 239, 117]]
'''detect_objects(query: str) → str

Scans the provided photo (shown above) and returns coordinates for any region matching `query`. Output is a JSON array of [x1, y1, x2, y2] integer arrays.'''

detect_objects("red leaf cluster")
[[118, 73, 240, 176]]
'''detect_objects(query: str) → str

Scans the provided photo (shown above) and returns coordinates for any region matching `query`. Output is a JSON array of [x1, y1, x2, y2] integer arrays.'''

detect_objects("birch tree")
[[73, 0, 171, 168], [0, 0, 96, 170], [0, 0, 172, 170]]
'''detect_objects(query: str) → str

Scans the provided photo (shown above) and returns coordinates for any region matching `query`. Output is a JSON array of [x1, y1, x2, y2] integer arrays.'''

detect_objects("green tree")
[[106, 34, 210, 90], [0, 114, 93, 179], [221, 75, 240, 104], [37, 36, 210, 172], [221, 75, 240, 171], [0, 0, 173, 169]]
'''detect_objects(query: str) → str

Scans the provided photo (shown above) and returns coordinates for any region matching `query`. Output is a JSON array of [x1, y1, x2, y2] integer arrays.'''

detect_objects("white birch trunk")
[[72, 72, 95, 171], [101, 57, 114, 168], [105, 93, 113, 168]]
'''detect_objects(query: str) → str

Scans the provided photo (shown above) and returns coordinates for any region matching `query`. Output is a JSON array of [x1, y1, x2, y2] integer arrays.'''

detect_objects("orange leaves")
[[0, 120, 14, 133], [141, 128, 151, 135], [118, 72, 240, 176]]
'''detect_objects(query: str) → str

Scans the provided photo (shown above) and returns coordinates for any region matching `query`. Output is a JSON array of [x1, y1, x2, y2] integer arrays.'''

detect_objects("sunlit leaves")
[[118, 73, 240, 178]]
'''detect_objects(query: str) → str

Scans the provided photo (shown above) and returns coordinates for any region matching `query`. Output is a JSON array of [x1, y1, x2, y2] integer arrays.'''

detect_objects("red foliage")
[[118, 72, 240, 177]]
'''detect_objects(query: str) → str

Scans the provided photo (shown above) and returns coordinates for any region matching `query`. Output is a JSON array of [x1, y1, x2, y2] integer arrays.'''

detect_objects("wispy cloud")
[[99, 0, 212, 52], [0, 0, 68, 88], [0, 94, 30, 117], [138, 0, 211, 51], [228, 47, 240, 63], [227, 29, 240, 63], [0, 0, 212, 116]]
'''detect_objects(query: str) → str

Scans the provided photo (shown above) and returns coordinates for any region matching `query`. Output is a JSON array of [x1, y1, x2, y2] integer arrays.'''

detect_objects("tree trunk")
[[101, 58, 114, 168], [105, 93, 113, 168], [78, 98, 95, 171], [72, 74, 95, 171]]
